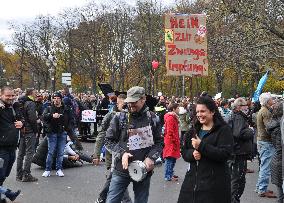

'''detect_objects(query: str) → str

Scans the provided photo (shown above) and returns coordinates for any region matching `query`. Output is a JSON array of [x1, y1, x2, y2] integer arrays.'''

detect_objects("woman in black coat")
[[266, 102, 283, 203], [178, 94, 234, 203]]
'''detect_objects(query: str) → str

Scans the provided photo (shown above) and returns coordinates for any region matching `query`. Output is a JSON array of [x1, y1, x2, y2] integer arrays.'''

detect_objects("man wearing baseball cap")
[[105, 86, 163, 203]]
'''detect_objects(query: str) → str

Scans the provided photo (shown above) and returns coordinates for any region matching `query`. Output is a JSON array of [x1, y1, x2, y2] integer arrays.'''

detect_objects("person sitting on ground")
[[64, 137, 93, 165], [32, 136, 93, 169]]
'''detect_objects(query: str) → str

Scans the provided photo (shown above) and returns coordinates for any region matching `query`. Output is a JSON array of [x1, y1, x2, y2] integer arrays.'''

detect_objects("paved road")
[[4, 142, 277, 203]]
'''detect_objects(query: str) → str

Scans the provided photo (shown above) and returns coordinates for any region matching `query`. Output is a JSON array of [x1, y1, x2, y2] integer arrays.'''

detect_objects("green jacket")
[[179, 113, 190, 132], [257, 106, 272, 142], [93, 111, 116, 169]]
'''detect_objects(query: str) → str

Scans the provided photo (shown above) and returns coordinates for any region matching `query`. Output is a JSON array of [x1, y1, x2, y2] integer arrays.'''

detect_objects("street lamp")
[[0, 61, 7, 87], [46, 55, 57, 93]]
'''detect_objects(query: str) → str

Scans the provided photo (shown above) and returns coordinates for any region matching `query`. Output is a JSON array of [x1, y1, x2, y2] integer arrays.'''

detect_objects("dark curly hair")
[[194, 94, 226, 130]]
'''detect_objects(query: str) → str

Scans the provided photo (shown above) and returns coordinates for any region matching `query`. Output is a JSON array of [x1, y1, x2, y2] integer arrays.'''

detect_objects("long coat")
[[177, 121, 234, 203], [266, 118, 282, 186], [163, 112, 181, 159]]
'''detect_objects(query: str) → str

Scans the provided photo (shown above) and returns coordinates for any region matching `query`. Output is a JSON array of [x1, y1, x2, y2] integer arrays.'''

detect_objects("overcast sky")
[[0, 0, 93, 45], [0, 0, 175, 48]]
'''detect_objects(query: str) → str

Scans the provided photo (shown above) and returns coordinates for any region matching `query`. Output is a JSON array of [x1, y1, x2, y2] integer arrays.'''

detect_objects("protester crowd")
[[0, 85, 283, 203]]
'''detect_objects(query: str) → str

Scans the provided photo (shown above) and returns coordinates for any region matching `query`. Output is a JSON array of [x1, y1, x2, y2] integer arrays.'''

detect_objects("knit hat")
[[52, 92, 62, 99]]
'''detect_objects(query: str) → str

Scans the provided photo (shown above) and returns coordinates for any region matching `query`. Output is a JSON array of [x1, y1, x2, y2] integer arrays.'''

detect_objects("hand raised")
[[191, 134, 201, 149]]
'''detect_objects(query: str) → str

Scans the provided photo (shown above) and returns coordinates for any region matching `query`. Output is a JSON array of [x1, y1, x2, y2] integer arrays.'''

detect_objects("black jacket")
[[105, 105, 163, 177], [231, 111, 254, 157], [0, 101, 23, 150], [266, 118, 282, 186], [178, 121, 234, 203], [20, 96, 38, 134], [43, 104, 72, 134]]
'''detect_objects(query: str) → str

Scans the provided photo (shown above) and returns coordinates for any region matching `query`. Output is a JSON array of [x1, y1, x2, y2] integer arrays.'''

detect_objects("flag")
[[252, 71, 269, 102]]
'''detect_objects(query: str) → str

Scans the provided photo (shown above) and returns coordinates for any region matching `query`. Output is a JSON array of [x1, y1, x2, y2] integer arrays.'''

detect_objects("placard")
[[81, 110, 96, 122], [165, 14, 208, 76]]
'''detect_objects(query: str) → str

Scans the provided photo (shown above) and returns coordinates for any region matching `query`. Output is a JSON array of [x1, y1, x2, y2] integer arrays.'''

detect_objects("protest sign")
[[81, 110, 96, 122], [165, 14, 208, 76]]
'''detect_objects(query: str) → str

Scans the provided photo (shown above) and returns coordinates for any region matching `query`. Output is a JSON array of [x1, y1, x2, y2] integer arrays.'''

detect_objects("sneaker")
[[42, 171, 51, 177], [246, 168, 254, 173], [22, 173, 38, 182], [5, 189, 21, 201], [171, 176, 179, 181], [56, 169, 64, 177], [94, 197, 105, 203], [259, 191, 277, 198]]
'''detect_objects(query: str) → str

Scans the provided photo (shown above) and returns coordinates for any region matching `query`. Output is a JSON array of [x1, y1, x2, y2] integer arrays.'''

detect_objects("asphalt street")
[[4, 141, 277, 203]]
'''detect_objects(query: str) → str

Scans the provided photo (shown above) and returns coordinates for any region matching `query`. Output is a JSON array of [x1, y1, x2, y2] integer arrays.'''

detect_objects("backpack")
[[117, 110, 158, 131], [62, 95, 80, 120], [17, 97, 33, 122]]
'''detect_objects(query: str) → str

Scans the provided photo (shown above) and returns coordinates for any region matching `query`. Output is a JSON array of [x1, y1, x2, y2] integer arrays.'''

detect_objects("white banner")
[[81, 110, 96, 123]]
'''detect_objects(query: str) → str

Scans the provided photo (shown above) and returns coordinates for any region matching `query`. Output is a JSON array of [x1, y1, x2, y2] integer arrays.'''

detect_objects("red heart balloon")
[[152, 60, 159, 70]]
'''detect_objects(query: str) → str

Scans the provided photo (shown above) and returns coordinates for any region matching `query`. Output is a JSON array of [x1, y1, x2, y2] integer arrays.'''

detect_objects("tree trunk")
[[175, 77, 179, 96], [92, 67, 97, 94], [216, 72, 224, 93]]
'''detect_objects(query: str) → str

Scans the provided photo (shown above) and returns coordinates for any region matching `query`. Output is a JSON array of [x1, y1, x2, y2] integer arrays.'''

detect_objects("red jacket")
[[163, 112, 181, 159]]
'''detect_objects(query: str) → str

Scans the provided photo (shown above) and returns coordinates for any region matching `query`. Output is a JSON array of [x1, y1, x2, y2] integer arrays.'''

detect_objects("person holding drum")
[[163, 103, 181, 181], [177, 93, 234, 203], [105, 86, 163, 203]]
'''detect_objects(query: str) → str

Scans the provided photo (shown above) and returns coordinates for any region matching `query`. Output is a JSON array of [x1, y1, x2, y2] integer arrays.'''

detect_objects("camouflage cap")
[[125, 86, 145, 103]]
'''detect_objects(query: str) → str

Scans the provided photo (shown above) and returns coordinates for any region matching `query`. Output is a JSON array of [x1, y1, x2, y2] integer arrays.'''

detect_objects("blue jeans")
[[0, 185, 7, 200], [46, 132, 67, 171], [256, 141, 275, 193], [0, 186, 7, 195], [106, 173, 151, 203], [0, 150, 16, 186], [164, 157, 176, 180]]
